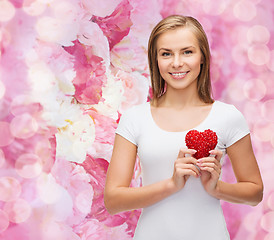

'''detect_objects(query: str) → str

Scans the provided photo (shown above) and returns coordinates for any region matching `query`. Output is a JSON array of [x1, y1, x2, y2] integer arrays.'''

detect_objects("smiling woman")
[[104, 15, 263, 240]]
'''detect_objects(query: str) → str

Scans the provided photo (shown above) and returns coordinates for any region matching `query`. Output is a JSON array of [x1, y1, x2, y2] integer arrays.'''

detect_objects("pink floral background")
[[0, 0, 273, 239]]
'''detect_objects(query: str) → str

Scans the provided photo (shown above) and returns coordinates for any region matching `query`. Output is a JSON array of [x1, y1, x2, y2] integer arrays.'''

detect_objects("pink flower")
[[9, 0, 23, 8], [91, 0, 133, 50], [78, 20, 110, 68], [51, 158, 94, 226], [128, 0, 162, 47], [32, 43, 76, 96], [110, 35, 149, 72], [79, 156, 141, 237], [81, 0, 123, 18], [85, 108, 117, 160], [158, 0, 181, 18], [115, 70, 149, 112], [64, 40, 106, 105], [75, 219, 131, 240], [86, 108, 117, 145]]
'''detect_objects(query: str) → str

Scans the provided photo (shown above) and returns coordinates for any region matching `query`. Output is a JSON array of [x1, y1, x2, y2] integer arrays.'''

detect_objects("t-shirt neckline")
[[147, 101, 218, 134]]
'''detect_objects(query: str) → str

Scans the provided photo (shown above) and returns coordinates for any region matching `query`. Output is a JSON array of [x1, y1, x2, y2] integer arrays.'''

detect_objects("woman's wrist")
[[208, 180, 222, 199], [166, 178, 181, 195]]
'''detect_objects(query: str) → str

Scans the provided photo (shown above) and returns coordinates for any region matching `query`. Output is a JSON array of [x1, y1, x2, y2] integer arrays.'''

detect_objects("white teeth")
[[171, 72, 188, 76]]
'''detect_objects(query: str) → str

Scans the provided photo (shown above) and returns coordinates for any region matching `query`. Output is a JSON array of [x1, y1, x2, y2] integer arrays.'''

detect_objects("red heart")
[[185, 129, 218, 159]]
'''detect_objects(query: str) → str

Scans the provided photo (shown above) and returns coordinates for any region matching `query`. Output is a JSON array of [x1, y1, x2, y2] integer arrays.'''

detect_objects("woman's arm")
[[104, 134, 199, 215], [214, 134, 263, 206]]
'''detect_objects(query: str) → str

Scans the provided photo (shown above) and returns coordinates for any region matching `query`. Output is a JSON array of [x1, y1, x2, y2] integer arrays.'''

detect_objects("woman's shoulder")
[[214, 100, 238, 111], [212, 100, 248, 128], [212, 101, 250, 148], [213, 100, 245, 117]]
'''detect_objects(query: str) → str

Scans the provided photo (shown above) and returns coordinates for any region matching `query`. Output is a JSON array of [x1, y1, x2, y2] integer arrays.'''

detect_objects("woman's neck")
[[156, 87, 203, 109]]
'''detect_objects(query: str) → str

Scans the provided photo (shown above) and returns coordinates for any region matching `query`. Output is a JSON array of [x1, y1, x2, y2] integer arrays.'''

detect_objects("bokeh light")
[[243, 211, 260, 232], [0, 149, 5, 168], [267, 50, 274, 71], [248, 44, 270, 66], [261, 211, 274, 232], [0, 210, 9, 233], [202, 0, 227, 16], [0, 0, 16, 22], [243, 101, 262, 124], [233, 0, 257, 21], [232, 44, 248, 65], [0, 177, 21, 202], [0, 80, 6, 99], [247, 25, 270, 44], [265, 233, 274, 240], [0, 122, 14, 147], [267, 192, 274, 210], [10, 95, 39, 116], [243, 78, 266, 101], [22, 0, 46, 16], [4, 198, 32, 223], [227, 79, 246, 102], [262, 100, 274, 123], [10, 113, 38, 139], [253, 121, 274, 142], [271, 135, 274, 148], [15, 153, 43, 179]]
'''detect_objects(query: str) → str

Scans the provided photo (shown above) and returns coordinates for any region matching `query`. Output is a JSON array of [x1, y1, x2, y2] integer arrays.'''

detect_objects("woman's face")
[[156, 27, 203, 92]]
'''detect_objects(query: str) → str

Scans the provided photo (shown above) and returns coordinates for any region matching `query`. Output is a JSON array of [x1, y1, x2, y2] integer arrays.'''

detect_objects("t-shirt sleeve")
[[115, 107, 139, 146], [224, 105, 250, 148]]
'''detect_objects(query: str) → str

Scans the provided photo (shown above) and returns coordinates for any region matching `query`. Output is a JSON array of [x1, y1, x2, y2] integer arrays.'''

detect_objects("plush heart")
[[185, 129, 218, 159]]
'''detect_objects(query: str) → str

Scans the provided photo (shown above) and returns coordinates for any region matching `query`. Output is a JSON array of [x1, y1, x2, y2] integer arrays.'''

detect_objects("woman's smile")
[[169, 71, 190, 79]]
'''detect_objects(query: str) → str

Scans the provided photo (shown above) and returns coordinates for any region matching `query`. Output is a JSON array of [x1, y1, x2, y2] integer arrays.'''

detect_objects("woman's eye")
[[162, 52, 171, 57], [184, 50, 192, 55]]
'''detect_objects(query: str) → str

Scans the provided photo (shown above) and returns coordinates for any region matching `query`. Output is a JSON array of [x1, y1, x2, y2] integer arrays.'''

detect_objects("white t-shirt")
[[116, 101, 250, 240]]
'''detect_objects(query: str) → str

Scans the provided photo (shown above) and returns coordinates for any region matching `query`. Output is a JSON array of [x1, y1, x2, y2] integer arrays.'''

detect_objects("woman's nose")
[[172, 54, 183, 68]]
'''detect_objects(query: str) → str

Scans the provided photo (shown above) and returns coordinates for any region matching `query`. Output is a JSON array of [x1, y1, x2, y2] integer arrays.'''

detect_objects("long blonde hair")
[[148, 15, 214, 103]]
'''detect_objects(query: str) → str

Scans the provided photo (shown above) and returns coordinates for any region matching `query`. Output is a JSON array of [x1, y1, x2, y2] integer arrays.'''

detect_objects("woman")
[[104, 15, 263, 240]]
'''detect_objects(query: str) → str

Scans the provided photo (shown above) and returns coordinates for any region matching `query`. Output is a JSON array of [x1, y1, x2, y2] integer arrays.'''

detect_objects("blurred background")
[[0, 0, 273, 239]]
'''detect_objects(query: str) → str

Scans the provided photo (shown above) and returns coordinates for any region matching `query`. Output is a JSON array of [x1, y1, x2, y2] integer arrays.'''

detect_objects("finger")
[[199, 166, 218, 175], [199, 162, 221, 175], [176, 168, 200, 178], [201, 168, 220, 180], [197, 151, 222, 164], [178, 148, 197, 158], [176, 156, 197, 165], [175, 163, 200, 176], [197, 156, 219, 165], [199, 159, 222, 168], [209, 149, 223, 162]]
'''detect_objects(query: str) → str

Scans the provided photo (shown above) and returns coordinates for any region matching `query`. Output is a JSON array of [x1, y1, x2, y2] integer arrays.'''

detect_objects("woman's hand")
[[170, 148, 200, 192], [197, 149, 223, 196]]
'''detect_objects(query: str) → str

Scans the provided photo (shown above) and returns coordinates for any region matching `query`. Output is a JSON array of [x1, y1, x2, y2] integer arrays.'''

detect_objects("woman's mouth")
[[170, 71, 189, 79]]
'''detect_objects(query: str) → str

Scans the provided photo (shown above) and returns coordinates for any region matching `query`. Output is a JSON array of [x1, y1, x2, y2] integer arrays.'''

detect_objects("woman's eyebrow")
[[158, 46, 196, 52]]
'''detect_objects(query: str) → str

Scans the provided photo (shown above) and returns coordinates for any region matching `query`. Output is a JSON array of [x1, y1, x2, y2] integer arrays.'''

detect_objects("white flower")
[[55, 103, 95, 163], [92, 70, 124, 119]]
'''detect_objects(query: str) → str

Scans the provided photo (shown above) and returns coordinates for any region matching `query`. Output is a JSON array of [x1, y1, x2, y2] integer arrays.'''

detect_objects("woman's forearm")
[[104, 178, 177, 215], [214, 180, 263, 206]]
